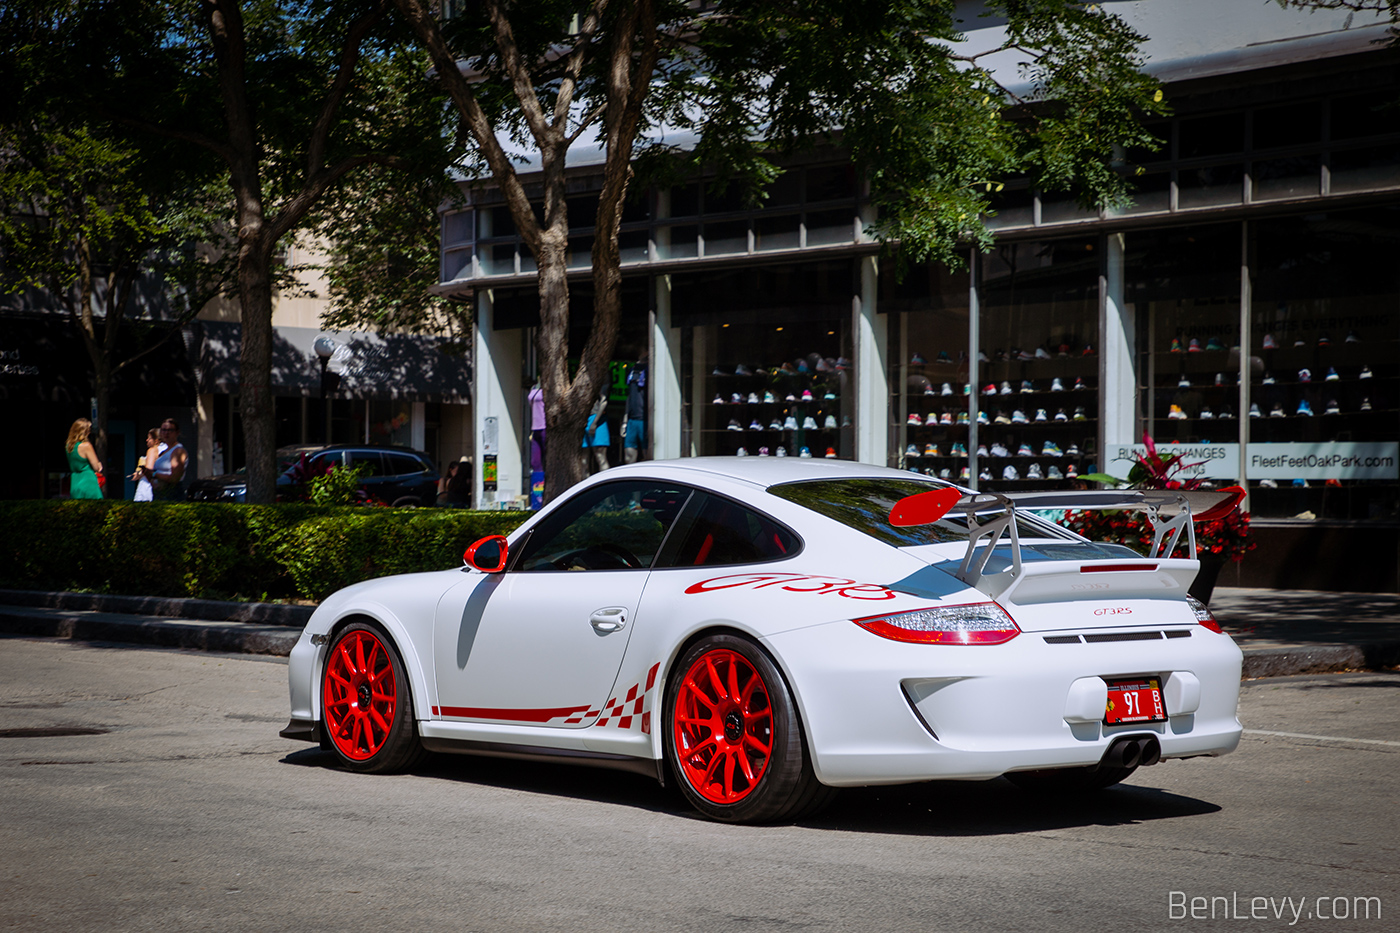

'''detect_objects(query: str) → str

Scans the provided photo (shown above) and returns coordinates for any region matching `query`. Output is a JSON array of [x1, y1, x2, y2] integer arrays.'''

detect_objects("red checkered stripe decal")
[[568, 662, 661, 734]]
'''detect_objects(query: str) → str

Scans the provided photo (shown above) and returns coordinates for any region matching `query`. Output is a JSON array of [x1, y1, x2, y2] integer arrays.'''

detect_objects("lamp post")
[[313, 335, 338, 444]]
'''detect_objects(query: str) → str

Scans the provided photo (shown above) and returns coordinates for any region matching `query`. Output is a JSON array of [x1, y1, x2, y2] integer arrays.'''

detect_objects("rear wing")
[[889, 487, 1244, 598]]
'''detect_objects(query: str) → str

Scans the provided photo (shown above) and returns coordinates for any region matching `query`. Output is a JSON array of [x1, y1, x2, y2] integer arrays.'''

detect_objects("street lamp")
[[314, 335, 338, 444]]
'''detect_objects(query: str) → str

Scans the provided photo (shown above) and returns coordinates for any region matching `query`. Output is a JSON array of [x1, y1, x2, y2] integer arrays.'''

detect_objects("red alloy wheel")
[[323, 629, 398, 761], [672, 648, 774, 804]]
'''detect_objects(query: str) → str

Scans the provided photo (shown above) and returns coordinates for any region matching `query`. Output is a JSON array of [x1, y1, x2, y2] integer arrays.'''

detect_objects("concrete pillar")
[[195, 392, 215, 479], [651, 274, 683, 460], [1100, 233, 1137, 448], [473, 290, 524, 507], [853, 254, 888, 466], [410, 401, 426, 452]]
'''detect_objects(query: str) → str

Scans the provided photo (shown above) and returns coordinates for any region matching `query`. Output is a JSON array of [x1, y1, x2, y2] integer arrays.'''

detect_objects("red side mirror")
[[889, 487, 963, 527], [464, 535, 509, 573]]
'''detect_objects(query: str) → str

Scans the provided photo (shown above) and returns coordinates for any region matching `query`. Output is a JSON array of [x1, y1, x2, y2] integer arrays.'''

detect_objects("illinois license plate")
[[1105, 678, 1166, 724]]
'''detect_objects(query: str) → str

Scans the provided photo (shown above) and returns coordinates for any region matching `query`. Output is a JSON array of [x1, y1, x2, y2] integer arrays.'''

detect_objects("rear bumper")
[[764, 620, 1243, 787]]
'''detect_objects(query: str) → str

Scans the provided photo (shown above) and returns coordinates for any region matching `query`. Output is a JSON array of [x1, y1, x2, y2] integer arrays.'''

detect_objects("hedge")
[[0, 501, 531, 602]]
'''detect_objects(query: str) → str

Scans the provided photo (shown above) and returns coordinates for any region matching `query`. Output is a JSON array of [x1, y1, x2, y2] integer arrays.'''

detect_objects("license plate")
[[1104, 678, 1166, 724]]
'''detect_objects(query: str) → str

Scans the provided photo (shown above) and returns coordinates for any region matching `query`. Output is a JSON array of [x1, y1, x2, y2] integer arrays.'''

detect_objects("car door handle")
[[589, 607, 628, 634]]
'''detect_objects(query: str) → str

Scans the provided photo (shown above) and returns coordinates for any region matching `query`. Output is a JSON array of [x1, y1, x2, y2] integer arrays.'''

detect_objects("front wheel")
[[321, 622, 425, 773], [664, 635, 834, 823]]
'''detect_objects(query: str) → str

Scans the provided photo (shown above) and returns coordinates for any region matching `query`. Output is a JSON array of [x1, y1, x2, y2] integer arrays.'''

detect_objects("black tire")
[[391, 496, 421, 508], [321, 621, 426, 774], [664, 634, 834, 823], [1004, 763, 1138, 793]]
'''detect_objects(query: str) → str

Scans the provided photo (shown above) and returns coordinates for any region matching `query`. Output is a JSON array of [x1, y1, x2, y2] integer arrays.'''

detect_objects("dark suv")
[[186, 445, 439, 506]]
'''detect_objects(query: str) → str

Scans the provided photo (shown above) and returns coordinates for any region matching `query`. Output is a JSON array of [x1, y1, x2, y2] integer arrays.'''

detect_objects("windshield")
[[767, 478, 1077, 548]]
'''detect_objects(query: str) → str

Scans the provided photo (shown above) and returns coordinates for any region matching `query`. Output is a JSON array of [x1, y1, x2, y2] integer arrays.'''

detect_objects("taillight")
[[854, 602, 1020, 645], [1186, 596, 1223, 634]]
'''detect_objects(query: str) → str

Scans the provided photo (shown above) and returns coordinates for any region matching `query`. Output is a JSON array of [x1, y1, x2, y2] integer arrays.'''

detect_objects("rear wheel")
[[321, 622, 425, 773], [1005, 764, 1137, 793], [665, 635, 834, 823]]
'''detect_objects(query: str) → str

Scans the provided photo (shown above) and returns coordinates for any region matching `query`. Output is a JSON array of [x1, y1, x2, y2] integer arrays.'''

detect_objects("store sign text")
[[1110, 443, 1399, 481]]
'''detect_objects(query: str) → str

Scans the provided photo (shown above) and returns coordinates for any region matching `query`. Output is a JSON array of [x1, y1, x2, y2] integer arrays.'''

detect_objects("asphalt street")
[[1, 636, 1396, 932]]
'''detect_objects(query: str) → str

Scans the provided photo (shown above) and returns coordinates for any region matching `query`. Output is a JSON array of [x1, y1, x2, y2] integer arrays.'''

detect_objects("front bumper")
[[764, 619, 1243, 787]]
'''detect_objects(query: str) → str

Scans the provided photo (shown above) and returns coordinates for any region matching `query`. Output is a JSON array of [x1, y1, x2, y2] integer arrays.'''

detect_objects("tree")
[[5, 0, 459, 503], [389, 0, 1165, 501], [0, 118, 235, 482]]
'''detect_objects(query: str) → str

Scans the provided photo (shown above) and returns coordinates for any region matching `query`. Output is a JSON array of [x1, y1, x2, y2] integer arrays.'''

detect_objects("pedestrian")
[[64, 418, 104, 499], [130, 428, 165, 502], [527, 381, 546, 471], [623, 351, 646, 464], [582, 392, 610, 474], [149, 419, 188, 500], [443, 456, 472, 505]]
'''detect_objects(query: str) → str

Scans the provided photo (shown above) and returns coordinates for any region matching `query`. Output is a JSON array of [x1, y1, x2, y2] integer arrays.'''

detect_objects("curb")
[[1241, 642, 1400, 679], [0, 606, 300, 656], [0, 589, 313, 626]]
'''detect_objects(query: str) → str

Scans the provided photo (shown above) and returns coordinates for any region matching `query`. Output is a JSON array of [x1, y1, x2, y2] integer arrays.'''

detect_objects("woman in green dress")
[[65, 418, 104, 499]]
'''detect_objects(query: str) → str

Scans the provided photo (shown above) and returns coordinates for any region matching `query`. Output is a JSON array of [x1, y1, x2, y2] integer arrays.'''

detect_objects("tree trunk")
[[237, 242, 277, 503]]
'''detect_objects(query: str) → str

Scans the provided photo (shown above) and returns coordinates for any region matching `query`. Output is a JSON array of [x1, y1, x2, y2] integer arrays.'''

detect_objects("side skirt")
[[419, 735, 665, 784]]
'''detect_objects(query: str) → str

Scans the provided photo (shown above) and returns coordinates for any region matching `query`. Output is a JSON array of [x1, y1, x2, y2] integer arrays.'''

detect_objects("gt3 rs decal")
[[430, 663, 663, 734], [684, 572, 897, 600]]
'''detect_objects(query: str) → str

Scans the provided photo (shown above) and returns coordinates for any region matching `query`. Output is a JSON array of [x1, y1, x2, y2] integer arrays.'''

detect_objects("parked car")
[[281, 458, 1245, 823], [186, 445, 438, 506]]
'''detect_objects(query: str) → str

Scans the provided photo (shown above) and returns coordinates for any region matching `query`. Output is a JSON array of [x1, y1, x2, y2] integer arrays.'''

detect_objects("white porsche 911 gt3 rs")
[[281, 458, 1244, 823]]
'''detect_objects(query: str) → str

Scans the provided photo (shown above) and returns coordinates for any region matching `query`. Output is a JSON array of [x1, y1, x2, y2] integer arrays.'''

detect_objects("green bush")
[[0, 501, 531, 602]]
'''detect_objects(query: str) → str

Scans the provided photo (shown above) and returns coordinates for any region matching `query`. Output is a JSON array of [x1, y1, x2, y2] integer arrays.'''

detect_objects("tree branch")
[[305, 2, 387, 179]]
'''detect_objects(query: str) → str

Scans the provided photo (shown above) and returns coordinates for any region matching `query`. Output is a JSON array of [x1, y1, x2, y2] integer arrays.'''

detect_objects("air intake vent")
[[1083, 631, 1164, 643]]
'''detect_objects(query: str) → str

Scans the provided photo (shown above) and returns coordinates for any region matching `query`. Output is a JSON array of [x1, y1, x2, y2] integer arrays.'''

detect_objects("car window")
[[516, 480, 694, 572], [306, 452, 341, 475], [348, 451, 386, 477], [383, 453, 423, 476], [665, 493, 800, 567], [767, 478, 1075, 547]]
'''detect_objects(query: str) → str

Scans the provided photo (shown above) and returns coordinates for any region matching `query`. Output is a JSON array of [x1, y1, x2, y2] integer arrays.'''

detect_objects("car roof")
[[596, 457, 963, 493]]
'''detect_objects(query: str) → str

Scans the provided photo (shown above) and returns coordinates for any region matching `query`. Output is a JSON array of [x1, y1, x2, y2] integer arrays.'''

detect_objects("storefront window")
[[976, 238, 1100, 489], [1248, 208, 1400, 520]]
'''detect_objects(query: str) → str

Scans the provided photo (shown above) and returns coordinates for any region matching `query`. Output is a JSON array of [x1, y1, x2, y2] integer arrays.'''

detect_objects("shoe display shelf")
[[1245, 334, 1394, 443], [1149, 341, 1244, 438], [706, 365, 845, 457]]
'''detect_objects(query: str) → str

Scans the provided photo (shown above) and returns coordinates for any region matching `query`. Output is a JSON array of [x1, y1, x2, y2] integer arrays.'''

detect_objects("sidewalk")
[[1, 587, 1398, 678]]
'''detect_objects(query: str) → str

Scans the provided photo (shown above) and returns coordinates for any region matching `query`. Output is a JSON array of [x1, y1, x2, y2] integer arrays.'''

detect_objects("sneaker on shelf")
[[825, 447, 837, 458], [727, 419, 743, 431], [1361, 397, 1373, 411], [785, 392, 797, 401], [977, 444, 990, 458], [957, 411, 970, 424], [1066, 443, 1081, 456], [1054, 409, 1069, 422], [994, 410, 1011, 425], [1035, 347, 1052, 360], [1294, 338, 1306, 347], [824, 415, 838, 429], [802, 389, 814, 401], [1215, 373, 1226, 386], [941, 382, 954, 396], [712, 366, 728, 376], [1081, 344, 1095, 356], [1248, 403, 1261, 418], [824, 390, 837, 400], [990, 443, 1010, 457], [959, 466, 971, 480], [768, 419, 783, 431], [950, 442, 968, 457], [1200, 407, 1215, 419], [803, 416, 819, 430], [1047, 465, 1064, 480], [1048, 377, 1064, 392], [1058, 343, 1072, 357], [1014, 348, 1034, 361], [977, 411, 990, 425], [763, 391, 776, 403], [906, 444, 920, 458], [1360, 366, 1374, 379], [907, 413, 922, 426], [983, 383, 998, 396], [1020, 379, 1035, 393], [1262, 372, 1275, 385], [1188, 338, 1202, 353], [1170, 338, 1183, 353], [1269, 404, 1286, 418], [1206, 337, 1226, 351], [1034, 408, 1048, 422], [1002, 465, 1021, 480], [1324, 399, 1341, 415], [1346, 330, 1361, 343], [1259, 478, 1278, 488], [758, 447, 770, 456], [736, 447, 748, 457], [712, 394, 725, 405], [1027, 463, 1043, 479], [1042, 442, 1063, 457], [1296, 399, 1314, 417], [842, 416, 852, 426], [1011, 409, 1028, 424], [924, 443, 940, 457], [1325, 367, 1340, 382], [1073, 377, 1086, 390], [776, 446, 788, 457], [735, 363, 754, 376], [911, 352, 928, 364], [939, 468, 952, 479], [747, 392, 760, 404], [994, 349, 1007, 361], [979, 468, 994, 482], [1262, 333, 1278, 350], [977, 349, 990, 362], [1298, 368, 1311, 383], [939, 411, 953, 425], [748, 420, 763, 431], [1018, 443, 1034, 457], [783, 416, 799, 430], [799, 447, 812, 458], [1066, 464, 1079, 478], [964, 383, 972, 395], [797, 359, 811, 373], [1178, 374, 1191, 388], [1073, 407, 1088, 421], [1168, 404, 1187, 420], [1317, 334, 1331, 347], [997, 381, 1010, 395]]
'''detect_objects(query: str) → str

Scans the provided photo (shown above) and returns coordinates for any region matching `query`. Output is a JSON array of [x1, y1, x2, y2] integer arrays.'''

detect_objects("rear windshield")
[[767, 478, 1076, 548]]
